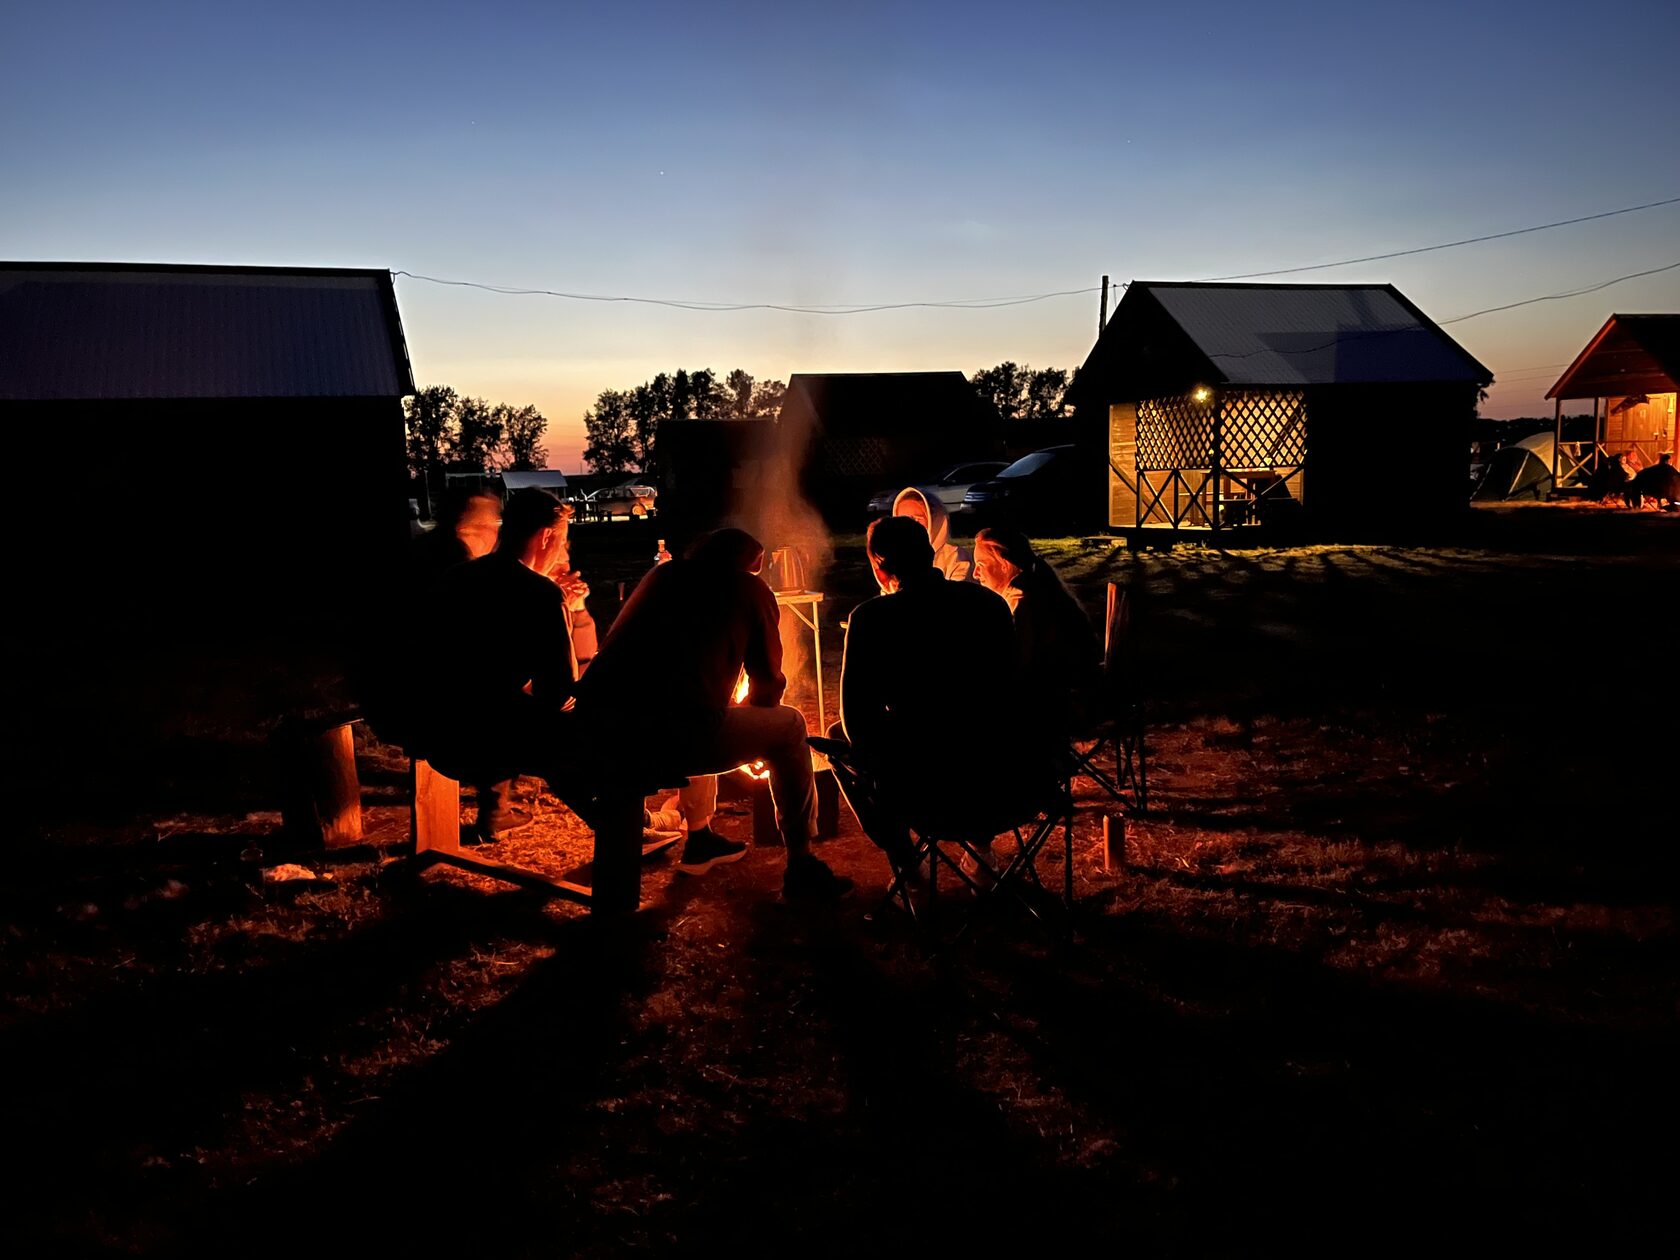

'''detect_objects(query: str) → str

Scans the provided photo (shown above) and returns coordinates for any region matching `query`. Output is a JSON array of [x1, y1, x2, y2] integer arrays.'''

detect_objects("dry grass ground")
[[3, 505, 1677, 1255]]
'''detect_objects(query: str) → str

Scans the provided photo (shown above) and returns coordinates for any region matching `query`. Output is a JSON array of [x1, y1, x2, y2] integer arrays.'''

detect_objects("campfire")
[[727, 543, 832, 783], [730, 670, 770, 780]]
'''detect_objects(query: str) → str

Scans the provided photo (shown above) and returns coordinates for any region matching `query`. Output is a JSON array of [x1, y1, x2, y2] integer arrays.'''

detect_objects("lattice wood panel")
[[1137, 393, 1216, 471], [821, 435, 890, 477], [1221, 390, 1306, 469]]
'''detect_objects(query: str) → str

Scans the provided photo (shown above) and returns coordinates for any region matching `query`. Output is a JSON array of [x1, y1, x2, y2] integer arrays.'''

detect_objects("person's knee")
[[769, 704, 807, 745]]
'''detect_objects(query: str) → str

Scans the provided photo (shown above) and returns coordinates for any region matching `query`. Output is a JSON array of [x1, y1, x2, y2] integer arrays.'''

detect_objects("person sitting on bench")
[[409, 486, 502, 582], [422, 488, 578, 843], [574, 528, 850, 901], [824, 516, 1026, 874]]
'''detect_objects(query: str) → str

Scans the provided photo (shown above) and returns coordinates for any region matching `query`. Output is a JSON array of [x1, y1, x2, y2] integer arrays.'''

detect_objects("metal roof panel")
[[0, 264, 413, 400], [1140, 283, 1489, 386]]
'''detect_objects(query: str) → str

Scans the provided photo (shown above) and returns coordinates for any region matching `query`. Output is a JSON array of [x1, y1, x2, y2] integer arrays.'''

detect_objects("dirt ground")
[[4, 504, 1678, 1255]]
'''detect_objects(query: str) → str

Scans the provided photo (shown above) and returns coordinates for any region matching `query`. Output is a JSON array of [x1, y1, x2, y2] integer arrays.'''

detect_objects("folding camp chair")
[[874, 750, 1077, 940], [1069, 582, 1147, 810]]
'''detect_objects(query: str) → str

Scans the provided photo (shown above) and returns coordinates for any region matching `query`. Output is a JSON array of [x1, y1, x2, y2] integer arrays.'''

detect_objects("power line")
[[1438, 260, 1680, 325], [1205, 259, 1680, 363], [391, 269, 1101, 314], [1200, 194, 1680, 281], [390, 193, 1680, 322]]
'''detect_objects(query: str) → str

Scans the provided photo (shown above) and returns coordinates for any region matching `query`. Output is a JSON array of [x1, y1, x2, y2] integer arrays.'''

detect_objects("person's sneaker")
[[641, 827, 683, 857], [675, 828, 749, 875], [466, 806, 534, 846], [782, 855, 854, 902], [644, 805, 685, 832]]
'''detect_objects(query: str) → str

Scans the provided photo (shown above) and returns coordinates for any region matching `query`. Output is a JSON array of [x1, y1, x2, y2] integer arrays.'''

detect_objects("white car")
[[586, 484, 657, 518], [866, 461, 1009, 516]]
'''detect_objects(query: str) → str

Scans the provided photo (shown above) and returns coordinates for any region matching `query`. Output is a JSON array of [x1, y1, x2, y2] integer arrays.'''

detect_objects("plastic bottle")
[[655, 538, 672, 565]]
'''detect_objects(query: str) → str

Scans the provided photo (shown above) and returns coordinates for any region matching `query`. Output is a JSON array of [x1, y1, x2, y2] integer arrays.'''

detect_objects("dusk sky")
[[6, 0, 1678, 470]]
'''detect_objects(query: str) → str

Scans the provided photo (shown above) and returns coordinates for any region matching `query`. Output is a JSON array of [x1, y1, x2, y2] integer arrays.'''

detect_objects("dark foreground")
[[3, 504, 1677, 1254]]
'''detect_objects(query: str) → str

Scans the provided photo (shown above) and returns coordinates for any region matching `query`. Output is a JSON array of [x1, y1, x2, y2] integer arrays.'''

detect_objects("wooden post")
[[276, 717, 363, 848], [1208, 388, 1222, 532], [1103, 813, 1126, 872], [1099, 274, 1110, 333], [1552, 397, 1562, 493]]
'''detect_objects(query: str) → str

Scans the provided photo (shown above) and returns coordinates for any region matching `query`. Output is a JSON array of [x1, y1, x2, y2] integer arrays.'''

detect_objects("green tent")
[[1473, 432, 1579, 501]]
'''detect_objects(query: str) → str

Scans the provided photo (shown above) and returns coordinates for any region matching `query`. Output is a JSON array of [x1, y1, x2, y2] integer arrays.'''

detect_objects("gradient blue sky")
[[6, 0, 1678, 469]]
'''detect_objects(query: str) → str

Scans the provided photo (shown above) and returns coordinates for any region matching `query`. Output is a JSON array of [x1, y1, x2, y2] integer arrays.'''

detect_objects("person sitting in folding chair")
[[820, 516, 1046, 897], [973, 526, 1101, 741]]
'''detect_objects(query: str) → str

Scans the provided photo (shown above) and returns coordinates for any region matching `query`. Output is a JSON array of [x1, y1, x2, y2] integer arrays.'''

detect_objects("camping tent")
[[1473, 432, 1578, 501]]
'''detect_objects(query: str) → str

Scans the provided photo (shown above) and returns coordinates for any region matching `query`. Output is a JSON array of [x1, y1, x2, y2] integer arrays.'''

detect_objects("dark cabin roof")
[[0, 262, 415, 401], [1546, 314, 1680, 400], [1072, 281, 1491, 405], [780, 371, 998, 432], [500, 470, 568, 492]]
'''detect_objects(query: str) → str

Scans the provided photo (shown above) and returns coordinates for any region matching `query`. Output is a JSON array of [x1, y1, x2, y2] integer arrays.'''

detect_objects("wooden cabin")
[[0, 261, 415, 638], [1545, 315, 1679, 483], [1071, 282, 1491, 537], [776, 372, 1003, 524]]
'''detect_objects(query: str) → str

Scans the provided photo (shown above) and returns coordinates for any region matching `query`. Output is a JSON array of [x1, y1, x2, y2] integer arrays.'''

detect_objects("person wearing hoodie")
[[888, 486, 973, 586]]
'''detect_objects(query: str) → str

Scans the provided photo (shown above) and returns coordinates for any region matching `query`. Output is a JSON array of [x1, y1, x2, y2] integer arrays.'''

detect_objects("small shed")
[[0, 261, 415, 635], [499, 470, 568, 496], [1545, 314, 1679, 484], [777, 372, 1003, 523], [1071, 282, 1491, 536]]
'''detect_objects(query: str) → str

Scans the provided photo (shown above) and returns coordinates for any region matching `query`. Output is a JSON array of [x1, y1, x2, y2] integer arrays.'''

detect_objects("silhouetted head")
[[498, 489, 568, 570], [867, 515, 935, 589], [687, 527, 765, 574], [437, 488, 502, 559]]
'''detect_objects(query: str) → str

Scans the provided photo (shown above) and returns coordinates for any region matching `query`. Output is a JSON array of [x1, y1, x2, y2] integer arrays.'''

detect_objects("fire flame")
[[731, 670, 770, 781]]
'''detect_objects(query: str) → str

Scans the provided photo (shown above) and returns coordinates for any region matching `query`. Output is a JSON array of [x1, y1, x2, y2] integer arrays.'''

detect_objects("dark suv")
[[960, 445, 1083, 533]]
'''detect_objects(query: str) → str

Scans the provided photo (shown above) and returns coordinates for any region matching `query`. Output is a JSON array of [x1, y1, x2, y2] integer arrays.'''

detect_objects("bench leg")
[[412, 758, 462, 853], [590, 795, 642, 914]]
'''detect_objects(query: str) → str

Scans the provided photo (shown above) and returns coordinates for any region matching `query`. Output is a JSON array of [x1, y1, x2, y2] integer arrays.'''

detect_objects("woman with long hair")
[[973, 526, 1100, 735]]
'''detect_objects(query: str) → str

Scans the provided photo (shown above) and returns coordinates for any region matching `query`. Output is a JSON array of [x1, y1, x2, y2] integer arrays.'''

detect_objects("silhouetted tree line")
[[584, 368, 786, 474], [404, 386, 549, 483], [1471, 414, 1595, 446], [969, 362, 1075, 423]]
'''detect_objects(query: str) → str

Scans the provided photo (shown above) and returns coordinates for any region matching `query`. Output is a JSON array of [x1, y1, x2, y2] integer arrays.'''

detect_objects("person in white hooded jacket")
[[887, 486, 973, 586]]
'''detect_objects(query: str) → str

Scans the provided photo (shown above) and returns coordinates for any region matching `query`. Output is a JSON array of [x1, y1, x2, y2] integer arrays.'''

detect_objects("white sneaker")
[[641, 827, 683, 857]]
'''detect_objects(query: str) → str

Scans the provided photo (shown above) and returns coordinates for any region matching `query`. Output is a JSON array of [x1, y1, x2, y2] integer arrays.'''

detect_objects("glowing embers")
[[731, 671, 770, 781]]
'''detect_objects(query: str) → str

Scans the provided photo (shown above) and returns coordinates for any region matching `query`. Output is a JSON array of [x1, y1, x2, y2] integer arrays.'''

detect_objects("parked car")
[[865, 461, 1010, 516], [586, 484, 657, 518], [960, 445, 1083, 532]]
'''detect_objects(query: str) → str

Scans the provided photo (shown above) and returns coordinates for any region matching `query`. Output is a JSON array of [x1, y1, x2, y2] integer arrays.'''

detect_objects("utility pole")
[[1099, 274, 1110, 333]]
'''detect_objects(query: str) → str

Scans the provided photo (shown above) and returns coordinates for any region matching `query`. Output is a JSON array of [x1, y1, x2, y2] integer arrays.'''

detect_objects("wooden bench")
[[410, 758, 643, 913]]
